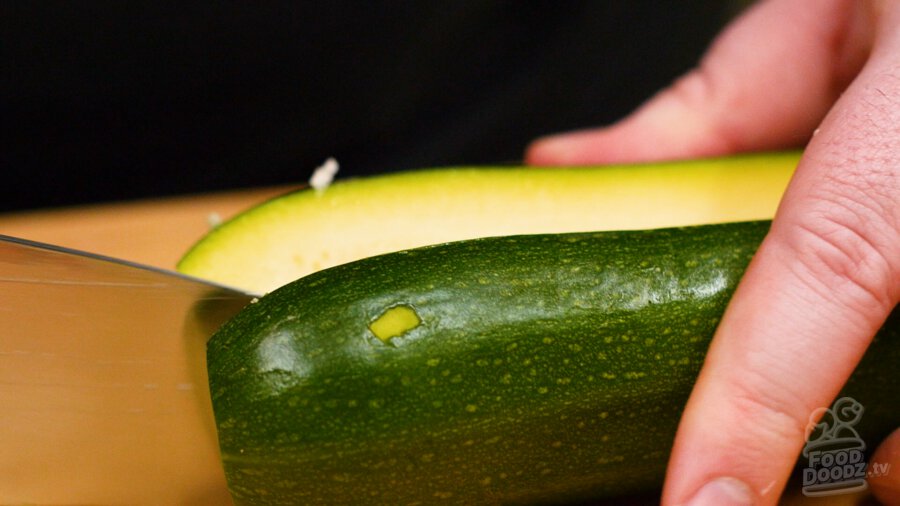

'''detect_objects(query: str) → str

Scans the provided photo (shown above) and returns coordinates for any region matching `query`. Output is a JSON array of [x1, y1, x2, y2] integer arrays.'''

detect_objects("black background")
[[1, 2, 744, 212]]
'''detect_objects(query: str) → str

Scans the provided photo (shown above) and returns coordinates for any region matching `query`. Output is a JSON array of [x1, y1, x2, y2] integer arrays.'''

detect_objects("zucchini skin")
[[207, 221, 899, 505]]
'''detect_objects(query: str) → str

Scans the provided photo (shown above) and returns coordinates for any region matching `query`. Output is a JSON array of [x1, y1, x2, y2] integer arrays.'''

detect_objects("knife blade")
[[0, 235, 253, 505]]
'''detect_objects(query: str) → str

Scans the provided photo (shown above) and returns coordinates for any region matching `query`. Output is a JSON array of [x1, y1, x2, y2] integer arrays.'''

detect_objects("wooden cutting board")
[[0, 186, 298, 270]]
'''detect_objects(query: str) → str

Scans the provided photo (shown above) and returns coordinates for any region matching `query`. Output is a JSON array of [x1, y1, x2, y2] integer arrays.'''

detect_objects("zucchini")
[[178, 152, 800, 294], [207, 221, 899, 505]]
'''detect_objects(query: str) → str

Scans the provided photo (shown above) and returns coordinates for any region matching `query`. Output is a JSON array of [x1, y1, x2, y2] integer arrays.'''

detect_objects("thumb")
[[525, 0, 873, 165]]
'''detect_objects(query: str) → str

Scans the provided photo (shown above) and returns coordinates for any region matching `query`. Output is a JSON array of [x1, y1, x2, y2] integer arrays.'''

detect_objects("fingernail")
[[684, 477, 754, 506]]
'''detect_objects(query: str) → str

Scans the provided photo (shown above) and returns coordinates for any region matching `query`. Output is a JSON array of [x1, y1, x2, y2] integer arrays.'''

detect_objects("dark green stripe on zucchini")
[[207, 221, 899, 505]]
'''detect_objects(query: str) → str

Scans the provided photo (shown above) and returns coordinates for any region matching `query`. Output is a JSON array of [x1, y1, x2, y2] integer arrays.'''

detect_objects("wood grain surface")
[[0, 185, 298, 270]]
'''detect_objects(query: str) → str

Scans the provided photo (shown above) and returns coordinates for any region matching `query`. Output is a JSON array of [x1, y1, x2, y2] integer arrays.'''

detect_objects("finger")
[[870, 428, 900, 506], [525, 0, 874, 165], [663, 6, 900, 506]]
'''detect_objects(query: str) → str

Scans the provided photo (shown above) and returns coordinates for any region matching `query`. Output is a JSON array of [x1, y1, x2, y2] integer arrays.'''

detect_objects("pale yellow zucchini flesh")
[[178, 152, 800, 294]]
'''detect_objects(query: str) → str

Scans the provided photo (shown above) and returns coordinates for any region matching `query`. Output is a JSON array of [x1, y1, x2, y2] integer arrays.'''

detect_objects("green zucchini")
[[207, 221, 899, 505]]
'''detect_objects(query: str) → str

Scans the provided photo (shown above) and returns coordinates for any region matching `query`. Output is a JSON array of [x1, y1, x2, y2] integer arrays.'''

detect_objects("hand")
[[526, 1, 899, 504]]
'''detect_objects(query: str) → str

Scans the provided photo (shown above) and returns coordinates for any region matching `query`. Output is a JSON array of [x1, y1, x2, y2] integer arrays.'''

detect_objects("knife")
[[0, 235, 254, 505]]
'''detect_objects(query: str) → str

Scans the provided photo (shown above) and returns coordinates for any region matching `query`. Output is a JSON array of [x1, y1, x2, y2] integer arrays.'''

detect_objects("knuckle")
[[662, 67, 745, 153], [779, 178, 900, 314], [727, 366, 811, 456], [668, 68, 717, 111]]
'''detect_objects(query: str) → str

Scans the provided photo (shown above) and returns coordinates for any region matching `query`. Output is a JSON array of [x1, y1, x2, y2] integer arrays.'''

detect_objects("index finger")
[[663, 13, 900, 506]]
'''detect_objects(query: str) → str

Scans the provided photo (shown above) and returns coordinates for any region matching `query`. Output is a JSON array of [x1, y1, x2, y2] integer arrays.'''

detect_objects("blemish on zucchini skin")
[[368, 304, 421, 344]]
